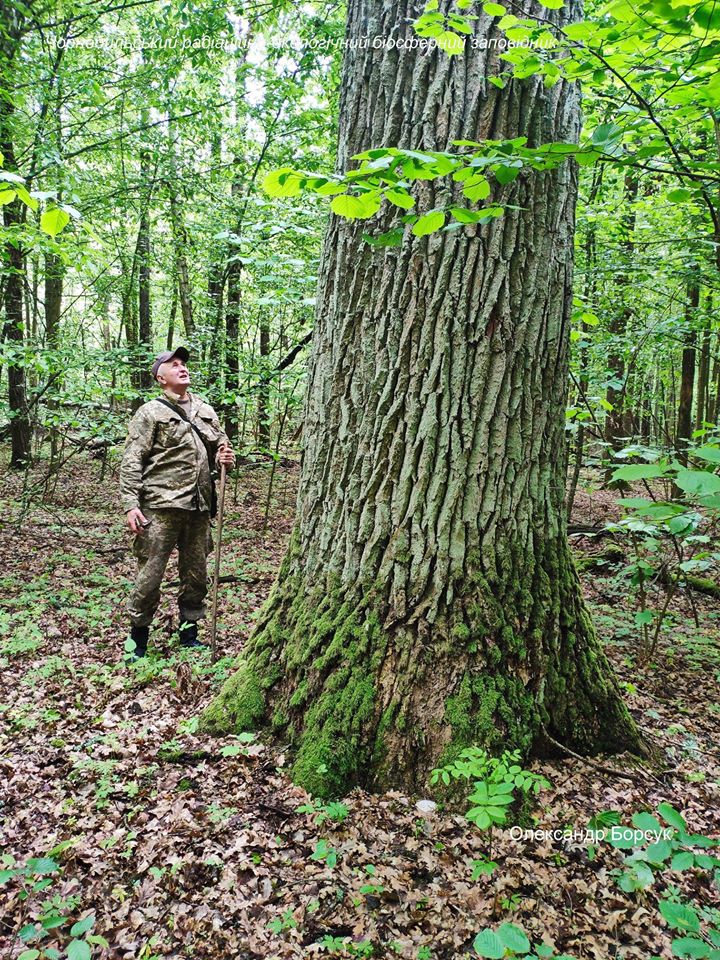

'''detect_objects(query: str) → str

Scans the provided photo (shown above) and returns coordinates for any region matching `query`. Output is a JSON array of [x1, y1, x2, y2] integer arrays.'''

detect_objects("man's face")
[[157, 357, 190, 392]]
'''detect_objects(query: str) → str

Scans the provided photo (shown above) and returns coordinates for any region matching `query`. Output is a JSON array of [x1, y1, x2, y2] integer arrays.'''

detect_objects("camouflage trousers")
[[127, 508, 213, 628]]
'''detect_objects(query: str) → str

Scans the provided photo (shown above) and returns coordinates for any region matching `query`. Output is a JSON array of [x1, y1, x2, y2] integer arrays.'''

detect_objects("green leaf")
[[412, 210, 446, 236], [70, 914, 95, 937], [611, 463, 666, 481], [25, 858, 60, 875], [262, 168, 303, 198], [87, 935, 109, 948], [386, 189, 415, 210], [363, 228, 404, 247], [483, 2, 507, 13], [631, 812, 662, 833], [67, 941, 92, 960], [15, 186, 38, 210], [463, 176, 491, 202], [668, 188, 693, 203], [538, 0, 564, 8], [670, 851, 695, 871], [437, 31, 466, 54], [331, 193, 381, 219], [659, 899, 701, 933], [671, 937, 710, 958], [494, 164, 521, 184], [645, 840, 673, 865], [658, 802, 686, 830], [40, 207, 71, 237], [675, 469, 720, 498], [450, 207, 484, 223], [497, 922, 530, 953], [19, 925, 39, 942], [692, 446, 720, 464], [473, 928, 505, 958], [18, 952, 41, 960]]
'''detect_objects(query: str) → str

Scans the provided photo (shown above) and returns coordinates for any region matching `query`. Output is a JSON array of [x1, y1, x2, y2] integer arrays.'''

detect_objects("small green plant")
[[473, 922, 577, 958], [600, 804, 720, 893], [471, 856, 498, 880], [267, 909, 297, 934], [659, 894, 720, 959], [431, 748, 550, 830], [310, 839, 339, 868], [1, 855, 108, 959], [499, 892, 522, 911], [296, 799, 350, 825], [207, 803, 238, 826], [219, 732, 256, 757], [607, 447, 720, 661], [316, 936, 374, 956]]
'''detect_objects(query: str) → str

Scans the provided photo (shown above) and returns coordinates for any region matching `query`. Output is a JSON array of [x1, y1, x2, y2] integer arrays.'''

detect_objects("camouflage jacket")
[[120, 390, 229, 513]]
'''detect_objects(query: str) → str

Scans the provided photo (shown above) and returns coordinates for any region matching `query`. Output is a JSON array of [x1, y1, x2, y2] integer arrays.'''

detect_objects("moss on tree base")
[[200, 530, 646, 799]]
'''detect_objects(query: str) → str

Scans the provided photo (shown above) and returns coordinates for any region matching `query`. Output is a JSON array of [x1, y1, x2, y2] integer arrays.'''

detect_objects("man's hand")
[[126, 507, 149, 535], [216, 443, 236, 469]]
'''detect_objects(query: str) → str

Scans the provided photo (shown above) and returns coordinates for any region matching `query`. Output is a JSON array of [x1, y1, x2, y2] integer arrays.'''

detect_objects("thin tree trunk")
[[203, 0, 645, 797], [568, 166, 603, 519], [257, 316, 271, 448], [168, 192, 193, 339], [677, 276, 699, 461], [695, 293, 711, 431], [44, 253, 63, 346], [709, 333, 720, 426], [167, 284, 177, 350], [225, 247, 241, 445], [137, 196, 152, 393], [605, 170, 638, 451]]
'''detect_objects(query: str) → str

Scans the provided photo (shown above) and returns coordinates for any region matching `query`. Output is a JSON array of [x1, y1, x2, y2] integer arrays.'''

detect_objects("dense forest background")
[[2, 0, 719, 482]]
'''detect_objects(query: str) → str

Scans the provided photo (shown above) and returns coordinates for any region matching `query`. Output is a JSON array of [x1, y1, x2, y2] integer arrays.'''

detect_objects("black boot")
[[178, 621, 203, 648], [128, 625, 149, 659]]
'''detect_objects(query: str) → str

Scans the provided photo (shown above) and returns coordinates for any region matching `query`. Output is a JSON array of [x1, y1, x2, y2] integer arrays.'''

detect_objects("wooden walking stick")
[[209, 461, 228, 663]]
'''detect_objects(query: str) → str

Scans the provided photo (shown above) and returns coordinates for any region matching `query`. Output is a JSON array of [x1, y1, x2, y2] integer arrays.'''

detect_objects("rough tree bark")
[[203, 0, 646, 797]]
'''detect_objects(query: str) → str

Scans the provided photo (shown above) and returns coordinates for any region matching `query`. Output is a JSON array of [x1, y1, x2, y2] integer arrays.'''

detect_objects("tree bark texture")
[[203, 0, 646, 797]]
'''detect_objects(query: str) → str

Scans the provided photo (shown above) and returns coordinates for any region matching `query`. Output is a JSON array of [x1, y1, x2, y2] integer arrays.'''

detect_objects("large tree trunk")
[[203, 0, 646, 797]]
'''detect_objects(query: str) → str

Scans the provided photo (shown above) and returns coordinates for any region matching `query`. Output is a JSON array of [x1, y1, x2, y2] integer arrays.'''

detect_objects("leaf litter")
[[0, 457, 718, 959]]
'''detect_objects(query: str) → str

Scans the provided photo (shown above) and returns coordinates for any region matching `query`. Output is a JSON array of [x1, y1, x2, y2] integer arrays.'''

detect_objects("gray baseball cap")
[[151, 346, 189, 379]]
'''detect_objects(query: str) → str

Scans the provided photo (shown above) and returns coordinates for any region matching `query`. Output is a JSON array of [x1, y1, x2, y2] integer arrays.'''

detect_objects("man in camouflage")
[[120, 347, 235, 657]]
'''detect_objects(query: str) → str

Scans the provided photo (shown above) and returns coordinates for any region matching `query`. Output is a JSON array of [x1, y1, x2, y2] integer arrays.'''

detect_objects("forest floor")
[[1, 452, 719, 960]]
